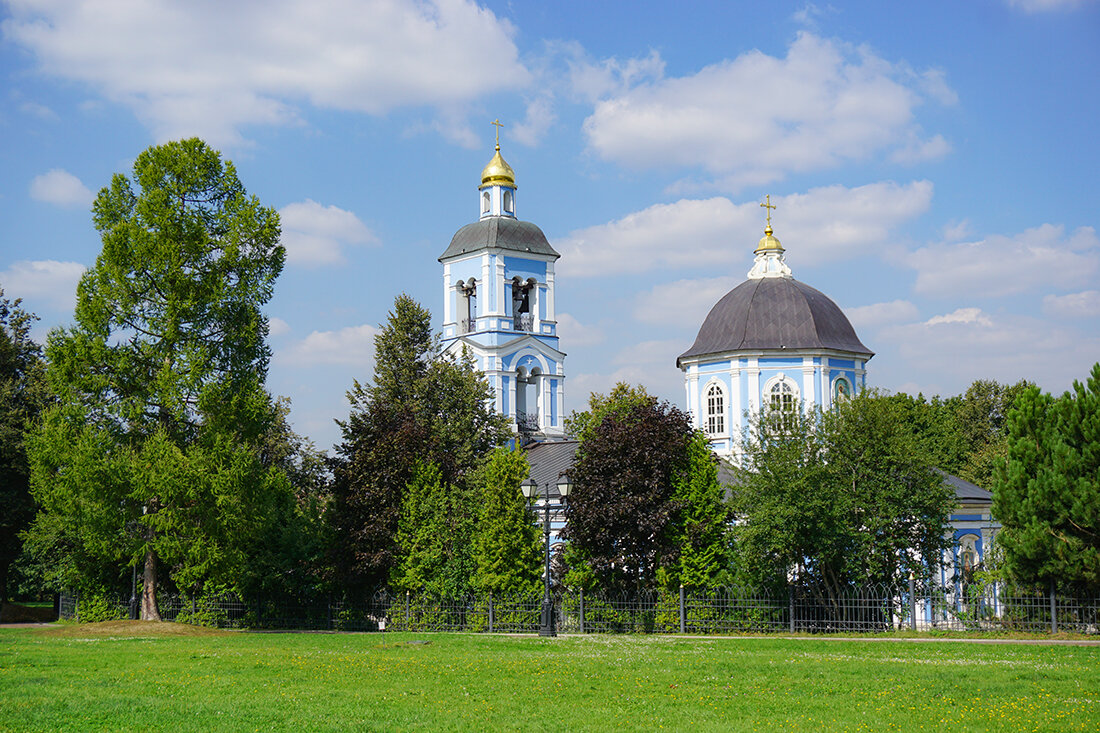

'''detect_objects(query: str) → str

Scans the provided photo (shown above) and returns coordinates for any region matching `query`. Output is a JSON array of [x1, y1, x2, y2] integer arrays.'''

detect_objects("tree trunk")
[[140, 548, 162, 621]]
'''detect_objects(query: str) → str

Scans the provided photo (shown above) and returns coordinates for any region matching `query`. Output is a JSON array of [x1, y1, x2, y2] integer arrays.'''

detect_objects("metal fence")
[[57, 584, 1100, 635]]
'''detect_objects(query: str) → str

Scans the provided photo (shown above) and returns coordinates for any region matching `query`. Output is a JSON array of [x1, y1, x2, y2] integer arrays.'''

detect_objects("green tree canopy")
[[470, 447, 541, 595], [735, 392, 954, 598], [26, 139, 291, 619], [0, 289, 46, 601], [330, 295, 508, 593], [565, 386, 706, 593], [994, 364, 1100, 591]]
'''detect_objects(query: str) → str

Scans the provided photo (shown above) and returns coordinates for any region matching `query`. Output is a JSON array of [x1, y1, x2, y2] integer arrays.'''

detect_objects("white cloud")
[[845, 299, 920, 329], [557, 180, 932, 276], [0, 259, 86, 311], [1005, 0, 1094, 12], [878, 309, 1100, 397], [1042, 290, 1100, 318], [555, 312, 605, 347], [582, 32, 953, 189], [942, 219, 971, 241], [29, 169, 94, 208], [279, 200, 377, 267], [268, 317, 291, 337], [511, 93, 557, 147], [561, 43, 665, 103], [925, 307, 993, 327], [634, 277, 737, 326], [890, 133, 951, 164], [908, 224, 1100, 298], [20, 100, 58, 120], [279, 324, 378, 367], [3, 0, 529, 146]]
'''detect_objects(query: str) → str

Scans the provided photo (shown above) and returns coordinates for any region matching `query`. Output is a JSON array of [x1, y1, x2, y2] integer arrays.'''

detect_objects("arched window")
[[705, 382, 725, 436], [503, 189, 513, 213], [833, 377, 851, 405], [482, 191, 490, 214], [768, 378, 798, 431]]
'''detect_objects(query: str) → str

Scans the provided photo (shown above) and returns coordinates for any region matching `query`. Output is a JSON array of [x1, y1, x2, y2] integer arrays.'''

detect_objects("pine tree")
[[330, 296, 508, 593], [663, 433, 731, 590], [994, 364, 1100, 591]]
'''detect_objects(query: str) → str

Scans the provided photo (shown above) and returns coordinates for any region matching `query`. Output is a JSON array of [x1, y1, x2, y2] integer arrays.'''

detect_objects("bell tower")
[[440, 123, 566, 439]]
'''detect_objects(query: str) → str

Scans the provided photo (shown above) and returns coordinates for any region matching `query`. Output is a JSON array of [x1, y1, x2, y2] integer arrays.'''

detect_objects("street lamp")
[[521, 474, 572, 637]]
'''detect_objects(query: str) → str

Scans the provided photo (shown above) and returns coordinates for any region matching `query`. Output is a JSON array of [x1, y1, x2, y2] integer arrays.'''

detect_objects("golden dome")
[[480, 144, 516, 189], [755, 224, 784, 254]]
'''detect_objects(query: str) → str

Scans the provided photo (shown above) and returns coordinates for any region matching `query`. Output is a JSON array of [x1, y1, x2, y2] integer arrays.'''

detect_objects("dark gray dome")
[[677, 277, 873, 366], [439, 217, 559, 261]]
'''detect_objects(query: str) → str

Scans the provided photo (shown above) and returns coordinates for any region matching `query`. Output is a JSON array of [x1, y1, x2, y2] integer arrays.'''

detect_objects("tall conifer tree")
[[26, 139, 290, 619]]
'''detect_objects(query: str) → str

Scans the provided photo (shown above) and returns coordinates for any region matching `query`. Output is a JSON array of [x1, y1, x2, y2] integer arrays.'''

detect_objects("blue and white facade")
[[439, 143, 566, 438]]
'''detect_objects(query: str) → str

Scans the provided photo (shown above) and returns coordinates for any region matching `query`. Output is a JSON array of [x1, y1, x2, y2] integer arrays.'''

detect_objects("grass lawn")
[[1, 623, 1097, 732]]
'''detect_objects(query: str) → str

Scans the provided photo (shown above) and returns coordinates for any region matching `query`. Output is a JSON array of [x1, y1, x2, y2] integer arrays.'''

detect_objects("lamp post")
[[521, 474, 572, 637]]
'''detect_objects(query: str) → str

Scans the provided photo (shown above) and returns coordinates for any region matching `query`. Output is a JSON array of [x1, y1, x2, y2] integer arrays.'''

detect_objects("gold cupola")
[[480, 143, 516, 189], [754, 223, 784, 254]]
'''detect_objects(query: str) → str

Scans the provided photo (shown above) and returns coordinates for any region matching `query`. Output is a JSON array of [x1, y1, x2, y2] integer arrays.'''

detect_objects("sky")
[[2, 0, 1098, 452]]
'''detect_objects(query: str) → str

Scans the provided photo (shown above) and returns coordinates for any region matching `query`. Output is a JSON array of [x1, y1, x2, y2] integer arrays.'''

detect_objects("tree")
[[994, 365, 1100, 591], [734, 392, 954, 599], [565, 387, 695, 593], [953, 378, 1035, 490], [470, 447, 541, 595], [661, 433, 732, 590], [330, 295, 508, 593], [0, 289, 46, 601], [26, 138, 290, 619]]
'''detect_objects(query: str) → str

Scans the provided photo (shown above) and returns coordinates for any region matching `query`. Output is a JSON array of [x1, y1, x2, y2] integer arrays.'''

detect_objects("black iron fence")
[[57, 583, 1100, 635]]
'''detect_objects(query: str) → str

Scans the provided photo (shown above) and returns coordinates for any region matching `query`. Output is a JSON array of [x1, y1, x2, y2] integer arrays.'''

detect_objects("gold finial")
[[760, 194, 776, 233], [480, 120, 515, 188], [755, 194, 783, 254]]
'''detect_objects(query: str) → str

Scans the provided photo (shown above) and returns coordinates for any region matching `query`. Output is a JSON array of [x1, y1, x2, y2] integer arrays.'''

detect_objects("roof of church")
[[525, 439, 578, 499], [936, 469, 993, 505], [439, 217, 560, 261], [677, 277, 873, 365]]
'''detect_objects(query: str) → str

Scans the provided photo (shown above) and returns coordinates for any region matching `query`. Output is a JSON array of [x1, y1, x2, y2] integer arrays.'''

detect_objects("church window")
[[833, 377, 851, 405], [705, 383, 725, 436], [503, 189, 513, 213], [768, 378, 798, 431], [482, 191, 490, 214]]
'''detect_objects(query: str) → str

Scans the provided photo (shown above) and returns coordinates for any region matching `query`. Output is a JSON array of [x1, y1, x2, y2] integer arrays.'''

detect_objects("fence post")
[[909, 571, 917, 632], [679, 584, 686, 634], [488, 592, 494, 633], [1050, 581, 1058, 634], [405, 589, 410, 630], [789, 584, 795, 633], [579, 587, 585, 634]]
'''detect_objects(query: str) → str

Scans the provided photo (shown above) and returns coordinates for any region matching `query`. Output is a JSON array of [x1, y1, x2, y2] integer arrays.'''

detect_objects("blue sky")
[[2, 0, 1098, 451]]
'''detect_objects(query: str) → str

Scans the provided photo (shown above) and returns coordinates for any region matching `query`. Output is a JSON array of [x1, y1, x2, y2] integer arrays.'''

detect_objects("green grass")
[[1, 623, 1097, 732]]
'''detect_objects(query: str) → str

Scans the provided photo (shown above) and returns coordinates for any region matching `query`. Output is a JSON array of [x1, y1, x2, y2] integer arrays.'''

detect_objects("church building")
[[677, 199, 872, 458], [440, 131, 997, 603], [439, 131, 566, 439]]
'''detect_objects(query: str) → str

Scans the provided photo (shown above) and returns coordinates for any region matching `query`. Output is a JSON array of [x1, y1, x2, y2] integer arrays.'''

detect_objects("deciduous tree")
[[735, 392, 954, 598], [565, 388, 695, 593], [0, 290, 46, 601]]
